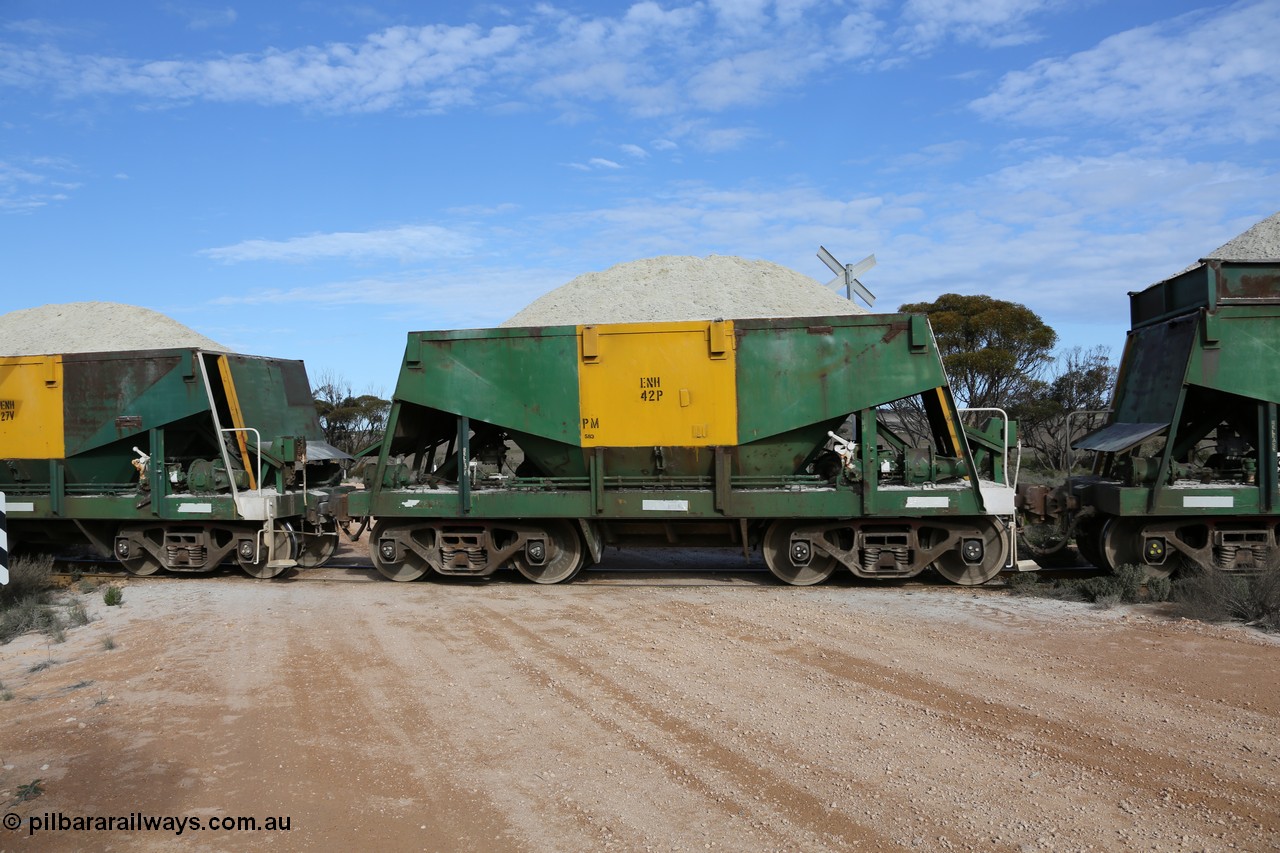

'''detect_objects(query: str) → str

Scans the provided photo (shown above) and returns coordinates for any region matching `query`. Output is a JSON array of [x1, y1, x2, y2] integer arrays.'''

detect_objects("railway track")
[[51, 555, 1108, 588]]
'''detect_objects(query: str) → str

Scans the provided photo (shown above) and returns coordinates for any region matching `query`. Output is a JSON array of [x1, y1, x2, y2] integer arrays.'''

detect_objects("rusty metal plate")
[[1073, 422, 1167, 453]]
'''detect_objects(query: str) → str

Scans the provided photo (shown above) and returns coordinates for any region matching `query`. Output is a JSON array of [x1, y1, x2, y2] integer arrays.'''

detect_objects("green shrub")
[[1004, 572, 1086, 602], [0, 556, 61, 644], [1, 596, 59, 645], [1080, 576, 1122, 602], [1008, 572, 1042, 595], [0, 555, 53, 606], [1113, 564, 1147, 603], [1147, 575, 1172, 603], [1093, 592, 1122, 609], [15, 779, 43, 802], [102, 586, 123, 607], [66, 602, 91, 627], [1174, 565, 1280, 629], [101, 636, 117, 650]]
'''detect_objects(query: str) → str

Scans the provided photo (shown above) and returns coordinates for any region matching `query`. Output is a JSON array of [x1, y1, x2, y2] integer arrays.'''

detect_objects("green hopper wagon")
[[1018, 260, 1280, 576], [337, 314, 1017, 585], [0, 347, 346, 577]]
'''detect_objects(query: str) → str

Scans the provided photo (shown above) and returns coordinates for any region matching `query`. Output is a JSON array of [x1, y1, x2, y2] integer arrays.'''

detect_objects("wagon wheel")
[[116, 526, 164, 576], [119, 552, 164, 576], [761, 520, 837, 586], [296, 519, 339, 569], [238, 523, 298, 579], [1100, 517, 1171, 579], [932, 518, 1009, 586], [370, 520, 431, 582], [512, 520, 584, 584]]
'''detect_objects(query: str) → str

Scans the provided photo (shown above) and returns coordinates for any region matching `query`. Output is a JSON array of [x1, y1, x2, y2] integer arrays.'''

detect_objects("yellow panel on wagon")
[[0, 355, 66, 459], [577, 320, 737, 447]]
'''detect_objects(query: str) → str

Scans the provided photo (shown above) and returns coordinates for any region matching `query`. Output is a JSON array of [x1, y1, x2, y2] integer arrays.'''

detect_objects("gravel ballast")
[[0, 302, 226, 356], [503, 255, 867, 326]]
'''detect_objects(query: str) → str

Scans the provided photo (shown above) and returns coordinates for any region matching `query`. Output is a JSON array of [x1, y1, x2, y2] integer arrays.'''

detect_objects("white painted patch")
[[177, 502, 213, 514], [906, 496, 950, 508], [1182, 495, 1234, 508], [977, 483, 1017, 515], [401, 499, 421, 508], [6, 502, 35, 513], [643, 499, 689, 511]]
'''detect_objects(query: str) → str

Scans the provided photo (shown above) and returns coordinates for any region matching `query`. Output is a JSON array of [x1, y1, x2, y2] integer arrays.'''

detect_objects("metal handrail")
[[958, 407, 1012, 487], [220, 427, 266, 565], [219, 427, 264, 498]]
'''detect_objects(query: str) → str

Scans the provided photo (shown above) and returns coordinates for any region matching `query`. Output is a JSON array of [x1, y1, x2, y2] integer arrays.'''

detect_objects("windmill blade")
[[817, 246, 877, 307], [817, 246, 844, 278], [846, 253, 876, 279], [848, 277, 876, 308]]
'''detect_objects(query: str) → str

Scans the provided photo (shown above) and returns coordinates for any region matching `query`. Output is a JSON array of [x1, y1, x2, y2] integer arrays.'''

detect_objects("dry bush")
[[1174, 565, 1280, 630]]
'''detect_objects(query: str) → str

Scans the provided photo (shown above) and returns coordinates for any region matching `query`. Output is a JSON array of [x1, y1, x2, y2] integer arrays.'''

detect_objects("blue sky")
[[3, 0, 1278, 392]]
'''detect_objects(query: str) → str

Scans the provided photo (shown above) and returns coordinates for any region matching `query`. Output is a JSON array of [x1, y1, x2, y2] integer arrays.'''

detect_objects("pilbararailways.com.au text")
[[6, 811, 291, 836]]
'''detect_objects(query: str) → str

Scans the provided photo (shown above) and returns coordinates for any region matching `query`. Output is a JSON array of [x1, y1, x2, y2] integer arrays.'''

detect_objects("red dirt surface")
[[2, 568, 1277, 851]]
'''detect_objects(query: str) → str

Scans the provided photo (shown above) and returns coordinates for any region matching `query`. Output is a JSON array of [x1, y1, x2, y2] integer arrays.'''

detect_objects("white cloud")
[[199, 224, 478, 263], [0, 1, 1035, 122], [666, 119, 759, 152], [898, 0, 1072, 51], [620, 143, 648, 159], [13, 23, 528, 113], [168, 5, 238, 31], [518, 151, 1279, 332], [188, 149, 1278, 362], [205, 266, 572, 330], [972, 0, 1280, 144], [0, 157, 77, 212], [445, 201, 519, 216], [686, 48, 814, 111], [886, 140, 971, 170], [564, 157, 628, 171], [708, 0, 770, 32]]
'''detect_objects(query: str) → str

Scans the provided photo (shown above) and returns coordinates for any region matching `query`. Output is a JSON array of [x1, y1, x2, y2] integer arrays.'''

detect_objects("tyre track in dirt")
[[274, 604, 520, 851], [463, 604, 917, 852], [473, 587, 1280, 849], [3, 579, 1278, 851], [694, 592, 1280, 848], [776, 641, 1277, 826], [370, 592, 838, 850]]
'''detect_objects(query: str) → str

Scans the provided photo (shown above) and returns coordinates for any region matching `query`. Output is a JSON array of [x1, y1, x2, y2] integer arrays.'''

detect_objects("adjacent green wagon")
[[0, 347, 346, 577], [1018, 259, 1280, 576]]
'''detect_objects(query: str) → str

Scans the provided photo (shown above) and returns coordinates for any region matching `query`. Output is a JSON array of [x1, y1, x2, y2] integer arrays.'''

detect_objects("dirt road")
[[2, 565, 1277, 851]]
